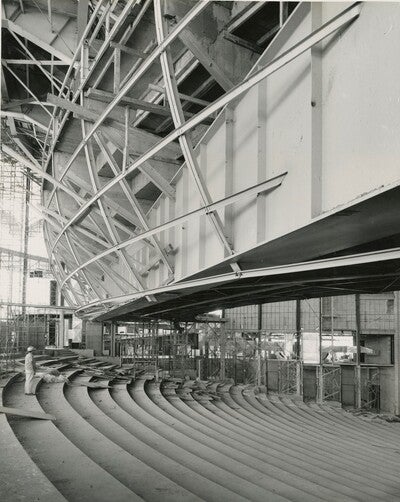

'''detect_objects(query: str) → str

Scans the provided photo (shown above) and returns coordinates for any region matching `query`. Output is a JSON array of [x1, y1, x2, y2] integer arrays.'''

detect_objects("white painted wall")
[[321, 2, 400, 212]]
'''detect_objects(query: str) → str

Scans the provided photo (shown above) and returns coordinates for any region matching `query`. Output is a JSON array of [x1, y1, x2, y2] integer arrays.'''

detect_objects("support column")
[[317, 297, 324, 403], [256, 334, 262, 387], [295, 299, 303, 394], [296, 361, 302, 396], [220, 311, 226, 381], [296, 299, 301, 359], [394, 292, 400, 414], [85, 321, 103, 356], [81, 319, 87, 348], [355, 294, 362, 408], [154, 322, 159, 382], [233, 336, 237, 385], [21, 176, 30, 317], [59, 310, 64, 348], [257, 304, 263, 386], [204, 335, 209, 380], [110, 322, 116, 357]]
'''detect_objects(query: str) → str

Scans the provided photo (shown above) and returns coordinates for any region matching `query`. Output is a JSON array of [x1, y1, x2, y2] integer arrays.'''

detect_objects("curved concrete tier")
[[0, 373, 66, 502], [2, 372, 400, 501]]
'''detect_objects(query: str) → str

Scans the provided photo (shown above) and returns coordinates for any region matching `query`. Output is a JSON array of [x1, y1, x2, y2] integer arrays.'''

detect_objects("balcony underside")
[[95, 183, 400, 321]]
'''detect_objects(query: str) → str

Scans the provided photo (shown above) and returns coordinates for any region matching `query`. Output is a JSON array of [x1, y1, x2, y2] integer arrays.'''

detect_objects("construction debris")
[[0, 405, 55, 420], [67, 381, 111, 389], [348, 408, 400, 423], [40, 373, 69, 384]]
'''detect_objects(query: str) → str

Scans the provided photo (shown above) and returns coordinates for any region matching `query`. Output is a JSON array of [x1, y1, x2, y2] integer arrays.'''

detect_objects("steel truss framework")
[[1, 1, 372, 321]]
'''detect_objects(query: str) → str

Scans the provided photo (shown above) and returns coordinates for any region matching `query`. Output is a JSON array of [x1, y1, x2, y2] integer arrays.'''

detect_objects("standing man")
[[25, 346, 36, 395]]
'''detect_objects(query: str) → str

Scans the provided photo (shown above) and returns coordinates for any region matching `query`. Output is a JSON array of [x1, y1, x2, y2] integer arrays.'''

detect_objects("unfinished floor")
[[1, 362, 400, 501]]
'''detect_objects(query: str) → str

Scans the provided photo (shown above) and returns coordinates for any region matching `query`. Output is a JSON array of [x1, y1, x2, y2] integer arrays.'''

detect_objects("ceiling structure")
[[2, 1, 400, 322]]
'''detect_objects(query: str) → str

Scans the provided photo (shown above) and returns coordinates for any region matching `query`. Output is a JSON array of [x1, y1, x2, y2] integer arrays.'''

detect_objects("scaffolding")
[[0, 158, 60, 373], [105, 296, 393, 413], [224, 295, 396, 410], [116, 321, 198, 378], [114, 319, 302, 389], [360, 367, 380, 411]]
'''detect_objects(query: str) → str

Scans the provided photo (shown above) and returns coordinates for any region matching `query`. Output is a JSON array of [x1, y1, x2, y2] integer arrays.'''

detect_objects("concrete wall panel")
[[321, 2, 400, 211]]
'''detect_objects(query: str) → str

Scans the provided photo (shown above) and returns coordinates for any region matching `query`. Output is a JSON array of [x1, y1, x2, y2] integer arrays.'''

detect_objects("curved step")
[[128, 378, 290, 502], [3, 374, 137, 502], [196, 384, 400, 496], [170, 384, 363, 502], [156, 384, 355, 502], [3, 371, 400, 502], [177, 384, 389, 501], [307, 400, 400, 443], [89, 381, 250, 502], [0, 374, 66, 502], [38, 373, 199, 502], [226, 387, 400, 482], [153, 380, 360, 502], [240, 390, 400, 488], [242, 389, 400, 482], [276, 394, 400, 452], [254, 392, 400, 469]]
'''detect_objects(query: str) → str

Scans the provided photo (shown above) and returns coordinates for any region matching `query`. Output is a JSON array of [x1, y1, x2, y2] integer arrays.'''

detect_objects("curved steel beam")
[[74, 245, 400, 318], [59, 173, 286, 290], [48, 2, 361, 265]]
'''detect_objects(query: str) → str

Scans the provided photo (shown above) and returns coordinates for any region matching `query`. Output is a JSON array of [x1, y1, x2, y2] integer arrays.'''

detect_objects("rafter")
[[47, 93, 180, 158], [91, 0, 152, 90], [8, 30, 63, 93], [63, 169, 141, 229], [55, 191, 108, 302], [1, 111, 50, 132], [154, 1, 240, 274], [93, 131, 174, 276], [49, 0, 361, 255], [177, 29, 234, 91], [148, 83, 211, 107], [43, 223, 81, 307], [85, 87, 213, 124], [4, 59, 70, 66], [2, 62, 53, 118], [59, 173, 286, 289], [47, 93, 178, 199], [110, 41, 147, 59], [3, 19, 73, 64], [81, 116, 146, 292], [45, 219, 102, 302], [30, 203, 118, 265], [45, 213, 139, 287], [1, 1, 363, 311], [44, 1, 209, 214], [2, 144, 86, 206], [75, 242, 143, 292], [42, 0, 138, 185]]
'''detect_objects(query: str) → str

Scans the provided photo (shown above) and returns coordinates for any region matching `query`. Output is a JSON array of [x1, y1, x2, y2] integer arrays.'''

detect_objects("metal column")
[[354, 294, 362, 408], [394, 291, 400, 414], [59, 310, 64, 348], [317, 297, 323, 403]]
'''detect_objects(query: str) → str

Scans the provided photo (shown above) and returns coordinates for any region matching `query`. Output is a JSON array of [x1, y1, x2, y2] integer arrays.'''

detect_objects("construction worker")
[[24, 346, 36, 395]]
